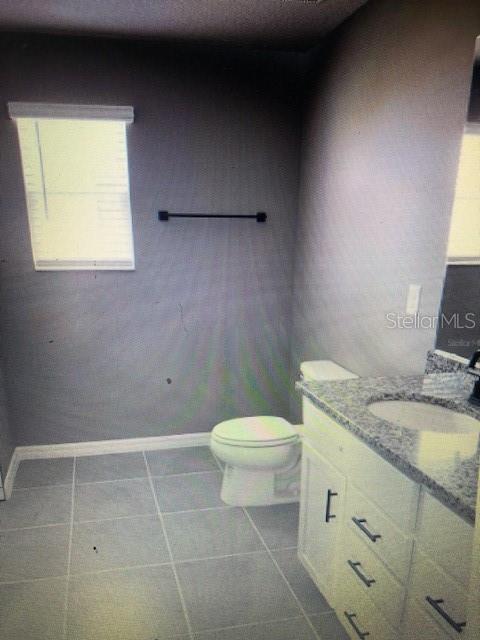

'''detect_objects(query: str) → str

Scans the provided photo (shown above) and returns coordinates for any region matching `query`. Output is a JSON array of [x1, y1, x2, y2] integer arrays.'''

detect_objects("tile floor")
[[0, 447, 349, 640]]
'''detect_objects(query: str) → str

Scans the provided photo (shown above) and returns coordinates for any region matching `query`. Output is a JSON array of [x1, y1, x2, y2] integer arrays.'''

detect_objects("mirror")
[[436, 36, 480, 358]]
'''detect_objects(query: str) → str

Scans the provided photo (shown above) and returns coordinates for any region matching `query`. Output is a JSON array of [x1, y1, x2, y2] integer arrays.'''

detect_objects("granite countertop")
[[297, 373, 480, 524]]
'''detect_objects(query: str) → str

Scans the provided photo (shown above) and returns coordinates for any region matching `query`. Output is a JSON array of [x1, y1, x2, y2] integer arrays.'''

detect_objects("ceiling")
[[0, 0, 368, 48]]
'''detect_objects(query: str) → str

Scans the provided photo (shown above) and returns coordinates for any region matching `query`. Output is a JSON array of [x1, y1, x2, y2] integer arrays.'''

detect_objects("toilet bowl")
[[210, 360, 358, 507], [211, 416, 301, 506]]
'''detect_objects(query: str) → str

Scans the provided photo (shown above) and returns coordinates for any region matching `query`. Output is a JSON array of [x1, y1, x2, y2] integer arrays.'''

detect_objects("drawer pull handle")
[[426, 597, 466, 633], [344, 611, 370, 639], [347, 560, 376, 587], [352, 517, 381, 542], [325, 489, 338, 523]]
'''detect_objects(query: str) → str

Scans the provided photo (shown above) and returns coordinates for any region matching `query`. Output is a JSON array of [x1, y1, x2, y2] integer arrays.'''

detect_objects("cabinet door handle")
[[426, 597, 466, 633], [325, 489, 338, 522], [344, 612, 370, 639], [347, 560, 376, 587], [352, 517, 381, 542]]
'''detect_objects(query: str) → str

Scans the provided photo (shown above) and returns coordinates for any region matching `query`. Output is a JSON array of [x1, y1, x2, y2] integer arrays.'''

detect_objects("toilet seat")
[[212, 416, 298, 448]]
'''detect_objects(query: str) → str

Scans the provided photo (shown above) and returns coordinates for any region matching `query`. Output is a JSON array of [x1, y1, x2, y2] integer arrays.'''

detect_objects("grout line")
[[191, 614, 309, 636], [0, 575, 69, 587], [74, 510, 156, 524], [210, 450, 325, 636], [10, 469, 221, 492], [0, 548, 302, 587], [75, 475, 149, 486], [174, 549, 267, 565], [0, 564, 173, 587], [0, 504, 251, 534], [242, 507, 322, 640], [161, 505, 234, 516], [69, 512, 160, 525], [211, 452, 323, 637], [69, 560, 173, 578], [150, 469, 222, 479], [62, 457, 76, 640], [143, 451, 195, 640], [12, 482, 73, 493], [76, 507, 233, 523], [0, 521, 70, 533]]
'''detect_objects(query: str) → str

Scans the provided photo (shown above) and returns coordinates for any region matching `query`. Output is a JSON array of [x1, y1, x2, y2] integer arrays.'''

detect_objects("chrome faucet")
[[467, 350, 480, 405]]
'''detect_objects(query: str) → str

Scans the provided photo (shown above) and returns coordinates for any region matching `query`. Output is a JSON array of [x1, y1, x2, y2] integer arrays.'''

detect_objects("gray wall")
[[290, 0, 480, 418], [0, 35, 303, 446]]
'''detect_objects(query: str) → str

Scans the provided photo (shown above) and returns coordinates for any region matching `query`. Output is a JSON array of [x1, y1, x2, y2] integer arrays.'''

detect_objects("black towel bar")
[[158, 210, 267, 222]]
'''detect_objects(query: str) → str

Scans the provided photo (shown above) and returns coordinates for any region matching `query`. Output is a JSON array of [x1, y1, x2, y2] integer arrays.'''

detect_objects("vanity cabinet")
[[300, 398, 474, 640], [298, 440, 346, 606]]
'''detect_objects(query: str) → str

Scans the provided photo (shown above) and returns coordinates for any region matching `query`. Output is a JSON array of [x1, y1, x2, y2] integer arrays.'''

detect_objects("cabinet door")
[[403, 598, 452, 640], [298, 440, 346, 606]]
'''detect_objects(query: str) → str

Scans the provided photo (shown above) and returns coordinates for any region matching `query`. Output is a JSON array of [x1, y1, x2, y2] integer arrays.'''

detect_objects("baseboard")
[[4, 432, 211, 498]]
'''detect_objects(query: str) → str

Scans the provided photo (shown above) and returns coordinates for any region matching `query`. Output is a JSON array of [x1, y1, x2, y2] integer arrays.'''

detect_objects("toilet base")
[[220, 461, 300, 507]]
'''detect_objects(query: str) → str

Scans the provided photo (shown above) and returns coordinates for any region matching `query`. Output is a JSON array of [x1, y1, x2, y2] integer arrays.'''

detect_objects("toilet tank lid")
[[300, 360, 358, 381], [212, 416, 297, 444]]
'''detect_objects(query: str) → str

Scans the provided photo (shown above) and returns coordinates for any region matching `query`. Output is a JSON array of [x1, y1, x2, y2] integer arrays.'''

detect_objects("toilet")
[[210, 360, 358, 506]]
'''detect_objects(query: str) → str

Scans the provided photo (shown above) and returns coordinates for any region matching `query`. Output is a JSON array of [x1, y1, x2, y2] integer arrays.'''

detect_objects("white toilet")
[[210, 360, 357, 506]]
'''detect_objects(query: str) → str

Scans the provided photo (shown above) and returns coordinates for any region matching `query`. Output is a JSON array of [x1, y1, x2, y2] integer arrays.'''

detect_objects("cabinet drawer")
[[416, 490, 473, 587], [346, 483, 413, 584], [335, 562, 398, 640], [338, 527, 406, 629], [303, 399, 419, 531], [410, 550, 468, 638], [403, 598, 452, 640]]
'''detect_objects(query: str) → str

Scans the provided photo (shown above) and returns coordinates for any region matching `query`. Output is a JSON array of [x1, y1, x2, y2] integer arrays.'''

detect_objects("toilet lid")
[[212, 416, 298, 447]]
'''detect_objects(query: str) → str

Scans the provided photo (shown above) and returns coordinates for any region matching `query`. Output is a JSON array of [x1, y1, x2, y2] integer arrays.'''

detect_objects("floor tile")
[[0, 577, 66, 640], [176, 552, 302, 632], [273, 549, 332, 614], [70, 515, 170, 574], [14, 458, 74, 488], [74, 478, 156, 522], [0, 524, 69, 582], [194, 617, 317, 639], [164, 507, 263, 561], [0, 485, 72, 530], [153, 471, 224, 512], [309, 612, 350, 639], [75, 452, 147, 483], [246, 503, 299, 549], [66, 565, 189, 640], [147, 446, 219, 476]]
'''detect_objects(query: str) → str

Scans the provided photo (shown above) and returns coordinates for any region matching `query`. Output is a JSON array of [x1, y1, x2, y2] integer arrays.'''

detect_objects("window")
[[8, 102, 135, 270]]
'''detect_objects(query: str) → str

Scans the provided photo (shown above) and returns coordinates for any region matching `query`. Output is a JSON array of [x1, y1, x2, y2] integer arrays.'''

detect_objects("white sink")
[[368, 400, 480, 433]]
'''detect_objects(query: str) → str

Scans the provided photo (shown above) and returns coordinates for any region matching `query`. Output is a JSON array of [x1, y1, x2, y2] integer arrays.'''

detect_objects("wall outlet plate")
[[406, 284, 422, 315]]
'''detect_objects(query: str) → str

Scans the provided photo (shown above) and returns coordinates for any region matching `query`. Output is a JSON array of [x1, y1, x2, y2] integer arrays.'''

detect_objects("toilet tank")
[[300, 360, 358, 382]]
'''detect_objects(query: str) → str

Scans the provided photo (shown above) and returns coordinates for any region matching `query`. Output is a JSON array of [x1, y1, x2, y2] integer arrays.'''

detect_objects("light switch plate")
[[406, 284, 422, 315]]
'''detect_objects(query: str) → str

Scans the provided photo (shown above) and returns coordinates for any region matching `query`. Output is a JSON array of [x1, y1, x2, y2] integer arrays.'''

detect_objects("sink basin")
[[368, 400, 480, 433]]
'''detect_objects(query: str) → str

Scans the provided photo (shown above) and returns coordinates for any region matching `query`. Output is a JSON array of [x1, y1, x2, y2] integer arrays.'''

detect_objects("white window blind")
[[8, 102, 135, 271]]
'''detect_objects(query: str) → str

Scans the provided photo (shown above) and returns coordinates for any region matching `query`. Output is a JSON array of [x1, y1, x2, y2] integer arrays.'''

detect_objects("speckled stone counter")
[[297, 373, 480, 524]]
